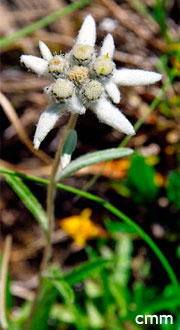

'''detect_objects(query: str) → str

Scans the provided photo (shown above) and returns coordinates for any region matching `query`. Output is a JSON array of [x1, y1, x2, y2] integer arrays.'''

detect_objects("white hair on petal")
[[113, 69, 162, 86], [20, 55, 49, 76], [76, 15, 96, 47], [33, 105, 63, 149], [90, 98, 135, 136], [100, 34, 115, 59], [105, 81, 121, 103], [39, 41, 53, 61]]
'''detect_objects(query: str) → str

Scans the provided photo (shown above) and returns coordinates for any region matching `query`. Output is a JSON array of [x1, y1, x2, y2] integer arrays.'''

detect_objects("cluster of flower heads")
[[20, 15, 162, 150]]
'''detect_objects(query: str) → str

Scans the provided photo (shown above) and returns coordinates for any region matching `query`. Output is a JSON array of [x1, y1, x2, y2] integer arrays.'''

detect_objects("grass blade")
[[0, 0, 91, 49], [0, 166, 179, 293], [52, 280, 74, 304], [63, 259, 110, 286], [28, 278, 57, 330], [2, 173, 48, 234]]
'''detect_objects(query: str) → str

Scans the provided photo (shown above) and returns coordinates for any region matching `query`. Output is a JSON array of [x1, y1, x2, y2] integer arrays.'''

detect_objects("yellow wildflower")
[[59, 209, 105, 247]]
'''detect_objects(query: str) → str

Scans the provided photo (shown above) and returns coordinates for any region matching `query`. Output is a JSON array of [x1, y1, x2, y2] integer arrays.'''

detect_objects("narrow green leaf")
[[0, 0, 91, 49], [143, 295, 180, 315], [28, 278, 57, 330], [177, 245, 180, 259], [167, 171, 180, 209], [113, 234, 133, 287], [2, 173, 48, 233], [84, 279, 102, 298], [45, 260, 109, 292], [64, 259, 110, 285], [56, 148, 133, 181], [127, 153, 159, 204], [109, 281, 128, 317], [0, 255, 13, 330], [86, 300, 104, 328], [153, 0, 168, 40], [47, 259, 110, 285], [52, 279, 74, 303], [61, 129, 77, 169], [10, 301, 31, 329], [105, 218, 136, 234], [51, 304, 75, 324], [0, 256, 12, 310], [0, 167, 179, 293]]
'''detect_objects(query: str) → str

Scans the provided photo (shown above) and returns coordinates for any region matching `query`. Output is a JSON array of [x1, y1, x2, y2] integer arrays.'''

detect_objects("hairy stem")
[[41, 113, 78, 271], [24, 114, 78, 329]]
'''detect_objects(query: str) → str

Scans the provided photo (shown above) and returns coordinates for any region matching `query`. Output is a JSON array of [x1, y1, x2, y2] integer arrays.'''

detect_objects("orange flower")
[[59, 209, 106, 246], [78, 159, 130, 179]]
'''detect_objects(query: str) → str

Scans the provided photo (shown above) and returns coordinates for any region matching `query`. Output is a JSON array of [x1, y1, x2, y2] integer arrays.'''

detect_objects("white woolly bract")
[[76, 15, 96, 47], [33, 106, 62, 149], [68, 94, 86, 114], [39, 41, 52, 61], [105, 82, 121, 103], [100, 34, 115, 59], [112, 69, 162, 86], [20, 55, 48, 76], [90, 98, 135, 136], [61, 153, 71, 169]]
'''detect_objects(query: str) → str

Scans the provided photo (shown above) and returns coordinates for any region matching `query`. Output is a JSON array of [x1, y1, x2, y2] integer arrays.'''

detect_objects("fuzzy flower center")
[[48, 55, 67, 73], [72, 44, 94, 61], [93, 54, 114, 76], [84, 80, 102, 100], [67, 65, 90, 84], [52, 78, 74, 100]]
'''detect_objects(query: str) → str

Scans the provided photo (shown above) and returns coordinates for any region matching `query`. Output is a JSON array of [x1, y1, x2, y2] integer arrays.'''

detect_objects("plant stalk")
[[24, 113, 78, 329], [0, 235, 12, 330], [41, 113, 78, 271]]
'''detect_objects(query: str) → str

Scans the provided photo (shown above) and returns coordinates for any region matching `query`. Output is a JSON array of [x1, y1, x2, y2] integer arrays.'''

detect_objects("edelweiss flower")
[[20, 15, 162, 150]]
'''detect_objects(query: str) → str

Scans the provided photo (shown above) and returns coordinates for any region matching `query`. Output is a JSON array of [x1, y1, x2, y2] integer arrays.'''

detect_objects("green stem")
[[0, 0, 91, 49], [0, 166, 179, 293], [43, 113, 78, 271], [22, 114, 78, 329]]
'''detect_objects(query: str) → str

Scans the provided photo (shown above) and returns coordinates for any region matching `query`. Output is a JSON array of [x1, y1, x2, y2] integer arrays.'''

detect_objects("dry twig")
[[100, 0, 165, 51], [0, 235, 12, 330], [0, 92, 52, 164]]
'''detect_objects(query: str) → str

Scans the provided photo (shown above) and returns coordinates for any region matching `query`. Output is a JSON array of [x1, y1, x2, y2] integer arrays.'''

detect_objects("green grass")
[[0, 0, 91, 49], [1, 166, 179, 295]]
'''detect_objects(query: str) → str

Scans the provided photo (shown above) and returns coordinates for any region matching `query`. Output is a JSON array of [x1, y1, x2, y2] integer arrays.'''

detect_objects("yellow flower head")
[[59, 209, 105, 247]]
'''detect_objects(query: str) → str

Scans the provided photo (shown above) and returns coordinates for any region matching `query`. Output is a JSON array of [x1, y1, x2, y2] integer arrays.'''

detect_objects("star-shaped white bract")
[[20, 15, 162, 150]]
